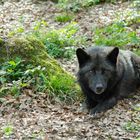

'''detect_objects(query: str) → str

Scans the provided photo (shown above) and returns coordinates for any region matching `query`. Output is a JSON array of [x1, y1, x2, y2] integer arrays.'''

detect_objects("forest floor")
[[0, 0, 140, 139]]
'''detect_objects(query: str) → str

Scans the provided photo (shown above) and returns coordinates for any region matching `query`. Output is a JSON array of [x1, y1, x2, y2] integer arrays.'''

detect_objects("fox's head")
[[76, 47, 119, 94]]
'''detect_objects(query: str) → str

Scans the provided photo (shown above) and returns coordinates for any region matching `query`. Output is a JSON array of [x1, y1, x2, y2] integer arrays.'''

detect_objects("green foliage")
[[32, 22, 84, 58], [8, 27, 24, 37], [0, 58, 45, 96], [0, 21, 82, 100], [93, 21, 140, 48], [48, 73, 79, 102], [57, 0, 98, 12], [57, 0, 118, 12], [134, 49, 140, 56], [136, 137, 140, 140], [0, 36, 81, 103], [124, 121, 140, 132], [33, 20, 48, 31], [132, 104, 140, 111], [0, 57, 80, 103], [55, 13, 74, 22], [7, 20, 85, 59], [2, 125, 13, 136], [0, 58, 25, 82], [133, 0, 140, 11]]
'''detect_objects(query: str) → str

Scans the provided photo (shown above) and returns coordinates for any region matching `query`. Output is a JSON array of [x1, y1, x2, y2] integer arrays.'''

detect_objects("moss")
[[0, 37, 2, 42], [0, 36, 61, 70], [0, 37, 4, 45], [0, 36, 81, 102], [1, 36, 45, 63]]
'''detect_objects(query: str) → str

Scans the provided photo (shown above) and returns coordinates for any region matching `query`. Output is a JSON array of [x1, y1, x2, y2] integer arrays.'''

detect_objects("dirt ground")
[[0, 0, 140, 139], [0, 90, 140, 140]]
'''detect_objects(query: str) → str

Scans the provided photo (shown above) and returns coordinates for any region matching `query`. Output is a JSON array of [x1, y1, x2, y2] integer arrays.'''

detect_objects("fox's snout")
[[95, 83, 105, 94]]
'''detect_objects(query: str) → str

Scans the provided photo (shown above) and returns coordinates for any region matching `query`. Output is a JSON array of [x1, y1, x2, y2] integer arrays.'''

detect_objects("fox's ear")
[[76, 48, 90, 67], [107, 47, 119, 65]]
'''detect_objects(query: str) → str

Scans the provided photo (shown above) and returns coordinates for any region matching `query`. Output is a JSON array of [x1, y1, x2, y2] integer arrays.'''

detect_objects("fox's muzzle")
[[95, 83, 105, 94]]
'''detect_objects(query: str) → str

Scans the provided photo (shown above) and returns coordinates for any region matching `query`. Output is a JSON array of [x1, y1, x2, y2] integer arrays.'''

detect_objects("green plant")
[[134, 49, 140, 56], [8, 26, 24, 37], [0, 57, 25, 83], [2, 125, 13, 136], [55, 13, 74, 22], [123, 121, 140, 132], [4, 20, 85, 59], [32, 22, 84, 58], [23, 65, 48, 92], [57, 0, 81, 12], [82, 0, 100, 7], [0, 56, 81, 102], [93, 21, 140, 48], [0, 58, 47, 96], [57, 0, 95, 12], [133, 0, 140, 11], [33, 20, 48, 31], [136, 137, 140, 140], [0, 36, 81, 103], [57, 0, 118, 12], [132, 104, 140, 111]]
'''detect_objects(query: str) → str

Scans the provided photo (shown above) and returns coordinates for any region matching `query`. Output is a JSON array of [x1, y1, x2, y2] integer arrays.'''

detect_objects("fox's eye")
[[89, 70, 92, 73], [89, 69, 96, 73]]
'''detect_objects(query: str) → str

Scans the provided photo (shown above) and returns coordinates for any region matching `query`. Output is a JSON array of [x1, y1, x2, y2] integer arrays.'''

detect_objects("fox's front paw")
[[89, 103, 108, 115], [89, 98, 117, 115], [89, 106, 102, 115]]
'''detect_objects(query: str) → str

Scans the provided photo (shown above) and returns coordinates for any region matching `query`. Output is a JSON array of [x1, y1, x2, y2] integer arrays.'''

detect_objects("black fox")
[[76, 47, 140, 114]]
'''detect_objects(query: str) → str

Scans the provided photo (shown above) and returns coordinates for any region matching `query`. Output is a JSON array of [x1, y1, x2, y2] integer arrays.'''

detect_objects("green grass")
[[0, 58, 42, 96], [127, 107, 140, 135], [31, 21, 85, 59], [57, 0, 98, 12], [55, 13, 74, 22], [2, 125, 13, 136], [57, 0, 120, 12], [93, 21, 140, 49], [8, 21, 85, 59], [132, 104, 140, 111], [0, 58, 80, 103], [0, 49, 81, 103], [123, 121, 140, 132], [136, 137, 140, 140]]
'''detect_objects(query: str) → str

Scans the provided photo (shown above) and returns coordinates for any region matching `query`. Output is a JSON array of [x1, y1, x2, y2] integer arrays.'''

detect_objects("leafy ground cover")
[[0, 36, 81, 103]]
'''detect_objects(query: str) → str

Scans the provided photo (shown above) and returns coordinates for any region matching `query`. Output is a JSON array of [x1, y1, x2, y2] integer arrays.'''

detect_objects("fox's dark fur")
[[76, 47, 140, 114]]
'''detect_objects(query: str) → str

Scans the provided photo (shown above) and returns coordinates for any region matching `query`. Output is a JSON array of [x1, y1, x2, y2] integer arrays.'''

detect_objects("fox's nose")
[[96, 84, 104, 93]]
